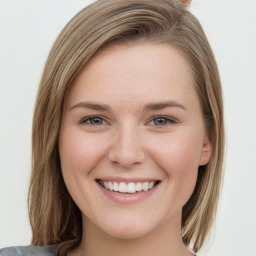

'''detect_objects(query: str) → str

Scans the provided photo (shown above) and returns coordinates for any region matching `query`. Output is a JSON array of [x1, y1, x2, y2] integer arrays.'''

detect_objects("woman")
[[0, 0, 224, 255]]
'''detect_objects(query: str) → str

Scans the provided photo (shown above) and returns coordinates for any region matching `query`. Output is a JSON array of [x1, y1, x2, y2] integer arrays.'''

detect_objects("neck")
[[69, 210, 194, 256]]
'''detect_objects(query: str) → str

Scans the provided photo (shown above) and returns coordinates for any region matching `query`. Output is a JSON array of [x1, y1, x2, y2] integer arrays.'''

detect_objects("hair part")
[[28, 0, 224, 254]]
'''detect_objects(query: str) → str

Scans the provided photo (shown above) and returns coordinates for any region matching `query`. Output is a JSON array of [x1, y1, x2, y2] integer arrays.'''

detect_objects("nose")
[[108, 125, 145, 168]]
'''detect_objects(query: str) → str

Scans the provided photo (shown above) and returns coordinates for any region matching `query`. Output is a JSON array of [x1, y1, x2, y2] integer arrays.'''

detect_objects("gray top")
[[0, 245, 197, 256], [0, 246, 57, 256]]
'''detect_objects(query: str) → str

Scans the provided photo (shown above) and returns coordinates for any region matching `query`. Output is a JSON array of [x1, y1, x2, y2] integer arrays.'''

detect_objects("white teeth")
[[119, 182, 127, 193], [104, 182, 108, 189], [99, 180, 157, 193], [142, 182, 149, 191], [135, 182, 143, 192], [108, 181, 113, 191], [127, 183, 136, 193], [113, 182, 119, 192]]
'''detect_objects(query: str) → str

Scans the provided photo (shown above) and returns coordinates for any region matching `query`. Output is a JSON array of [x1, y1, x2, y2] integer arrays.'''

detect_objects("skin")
[[59, 43, 212, 256]]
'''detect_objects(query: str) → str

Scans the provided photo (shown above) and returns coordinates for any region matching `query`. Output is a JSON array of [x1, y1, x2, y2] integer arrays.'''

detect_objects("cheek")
[[58, 128, 110, 216], [58, 128, 107, 175], [146, 131, 202, 202], [148, 130, 203, 173]]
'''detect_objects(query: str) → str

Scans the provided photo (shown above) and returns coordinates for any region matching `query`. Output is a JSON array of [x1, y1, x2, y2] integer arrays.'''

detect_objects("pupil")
[[92, 118, 101, 124], [155, 118, 167, 125]]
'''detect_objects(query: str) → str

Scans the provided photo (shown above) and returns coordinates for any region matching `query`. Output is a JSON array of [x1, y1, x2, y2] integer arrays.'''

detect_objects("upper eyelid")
[[80, 115, 110, 125], [147, 115, 178, 123], [79, 115, 178, 125], [151, 117, 176, 123]]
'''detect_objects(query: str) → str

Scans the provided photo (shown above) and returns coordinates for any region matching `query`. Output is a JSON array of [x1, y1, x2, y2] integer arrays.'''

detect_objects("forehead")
[[66, 42, 197, 110], [83, 42, 193, 81]]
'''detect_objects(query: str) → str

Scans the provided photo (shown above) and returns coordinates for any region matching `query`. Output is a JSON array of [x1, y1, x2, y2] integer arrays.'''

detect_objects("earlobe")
[[199, 137, 212, 166]]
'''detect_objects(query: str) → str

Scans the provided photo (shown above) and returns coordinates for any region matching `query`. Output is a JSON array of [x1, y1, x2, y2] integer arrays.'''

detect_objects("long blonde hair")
[[29, 0, 224, 254]]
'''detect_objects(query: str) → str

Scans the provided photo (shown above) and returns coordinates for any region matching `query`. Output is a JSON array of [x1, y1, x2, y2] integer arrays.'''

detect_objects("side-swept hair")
[[29, 0, 224, 255]]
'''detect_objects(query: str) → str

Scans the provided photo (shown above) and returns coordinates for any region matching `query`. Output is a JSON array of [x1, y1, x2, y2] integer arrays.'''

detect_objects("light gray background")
[[0, 0, 255, 255]]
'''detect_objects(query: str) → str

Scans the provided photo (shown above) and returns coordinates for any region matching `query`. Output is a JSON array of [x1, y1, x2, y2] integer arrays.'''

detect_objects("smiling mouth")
[[96, 180, 160, 194]]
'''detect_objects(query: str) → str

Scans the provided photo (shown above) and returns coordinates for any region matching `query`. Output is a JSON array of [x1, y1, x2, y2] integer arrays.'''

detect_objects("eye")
[[80, 116, 108, 126], [153, 117, 169, 126], [149, 116, 177, 127]]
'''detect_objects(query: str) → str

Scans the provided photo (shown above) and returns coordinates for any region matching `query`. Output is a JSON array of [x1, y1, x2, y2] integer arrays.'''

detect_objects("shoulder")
[[0, 246, 57, 256]]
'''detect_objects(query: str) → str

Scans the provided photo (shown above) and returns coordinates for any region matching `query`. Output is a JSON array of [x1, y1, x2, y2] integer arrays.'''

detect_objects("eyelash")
[[148, 116, 177, 127], [79, 115, 177, 128], [80, 116, 109, 126]]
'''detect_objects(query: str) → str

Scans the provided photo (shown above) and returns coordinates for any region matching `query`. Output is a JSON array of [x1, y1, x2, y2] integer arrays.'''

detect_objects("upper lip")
[[96, 177, 160, 183]]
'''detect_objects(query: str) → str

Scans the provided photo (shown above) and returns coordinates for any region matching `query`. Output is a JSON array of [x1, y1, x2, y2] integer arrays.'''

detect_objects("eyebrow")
[[69, 100, 187, 112], [69, 102, 111, 111], [143, 100, 187, 111]]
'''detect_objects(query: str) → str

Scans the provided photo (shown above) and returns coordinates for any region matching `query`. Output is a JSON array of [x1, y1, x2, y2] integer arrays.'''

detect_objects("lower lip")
[[96, 182, 159, 204]]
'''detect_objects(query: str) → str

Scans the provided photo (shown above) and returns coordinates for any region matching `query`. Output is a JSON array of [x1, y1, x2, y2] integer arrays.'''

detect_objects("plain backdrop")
[[0, 0, 255, 255]]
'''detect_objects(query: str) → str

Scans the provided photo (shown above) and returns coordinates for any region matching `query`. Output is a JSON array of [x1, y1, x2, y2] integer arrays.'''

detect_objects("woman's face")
[[59, 43, 211, 239]]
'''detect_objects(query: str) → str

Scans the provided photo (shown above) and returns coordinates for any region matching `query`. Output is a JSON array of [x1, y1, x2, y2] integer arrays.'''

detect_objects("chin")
[[94, 213, 156, 240], [104, 225, 152, 240]]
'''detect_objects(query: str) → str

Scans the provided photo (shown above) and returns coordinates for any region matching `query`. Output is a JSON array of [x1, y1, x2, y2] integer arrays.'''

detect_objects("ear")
[[199, 136, 212, 166]]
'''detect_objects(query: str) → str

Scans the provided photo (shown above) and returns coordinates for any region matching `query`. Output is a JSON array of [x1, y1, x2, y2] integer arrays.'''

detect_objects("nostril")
[[108, 149, 145, 168]]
